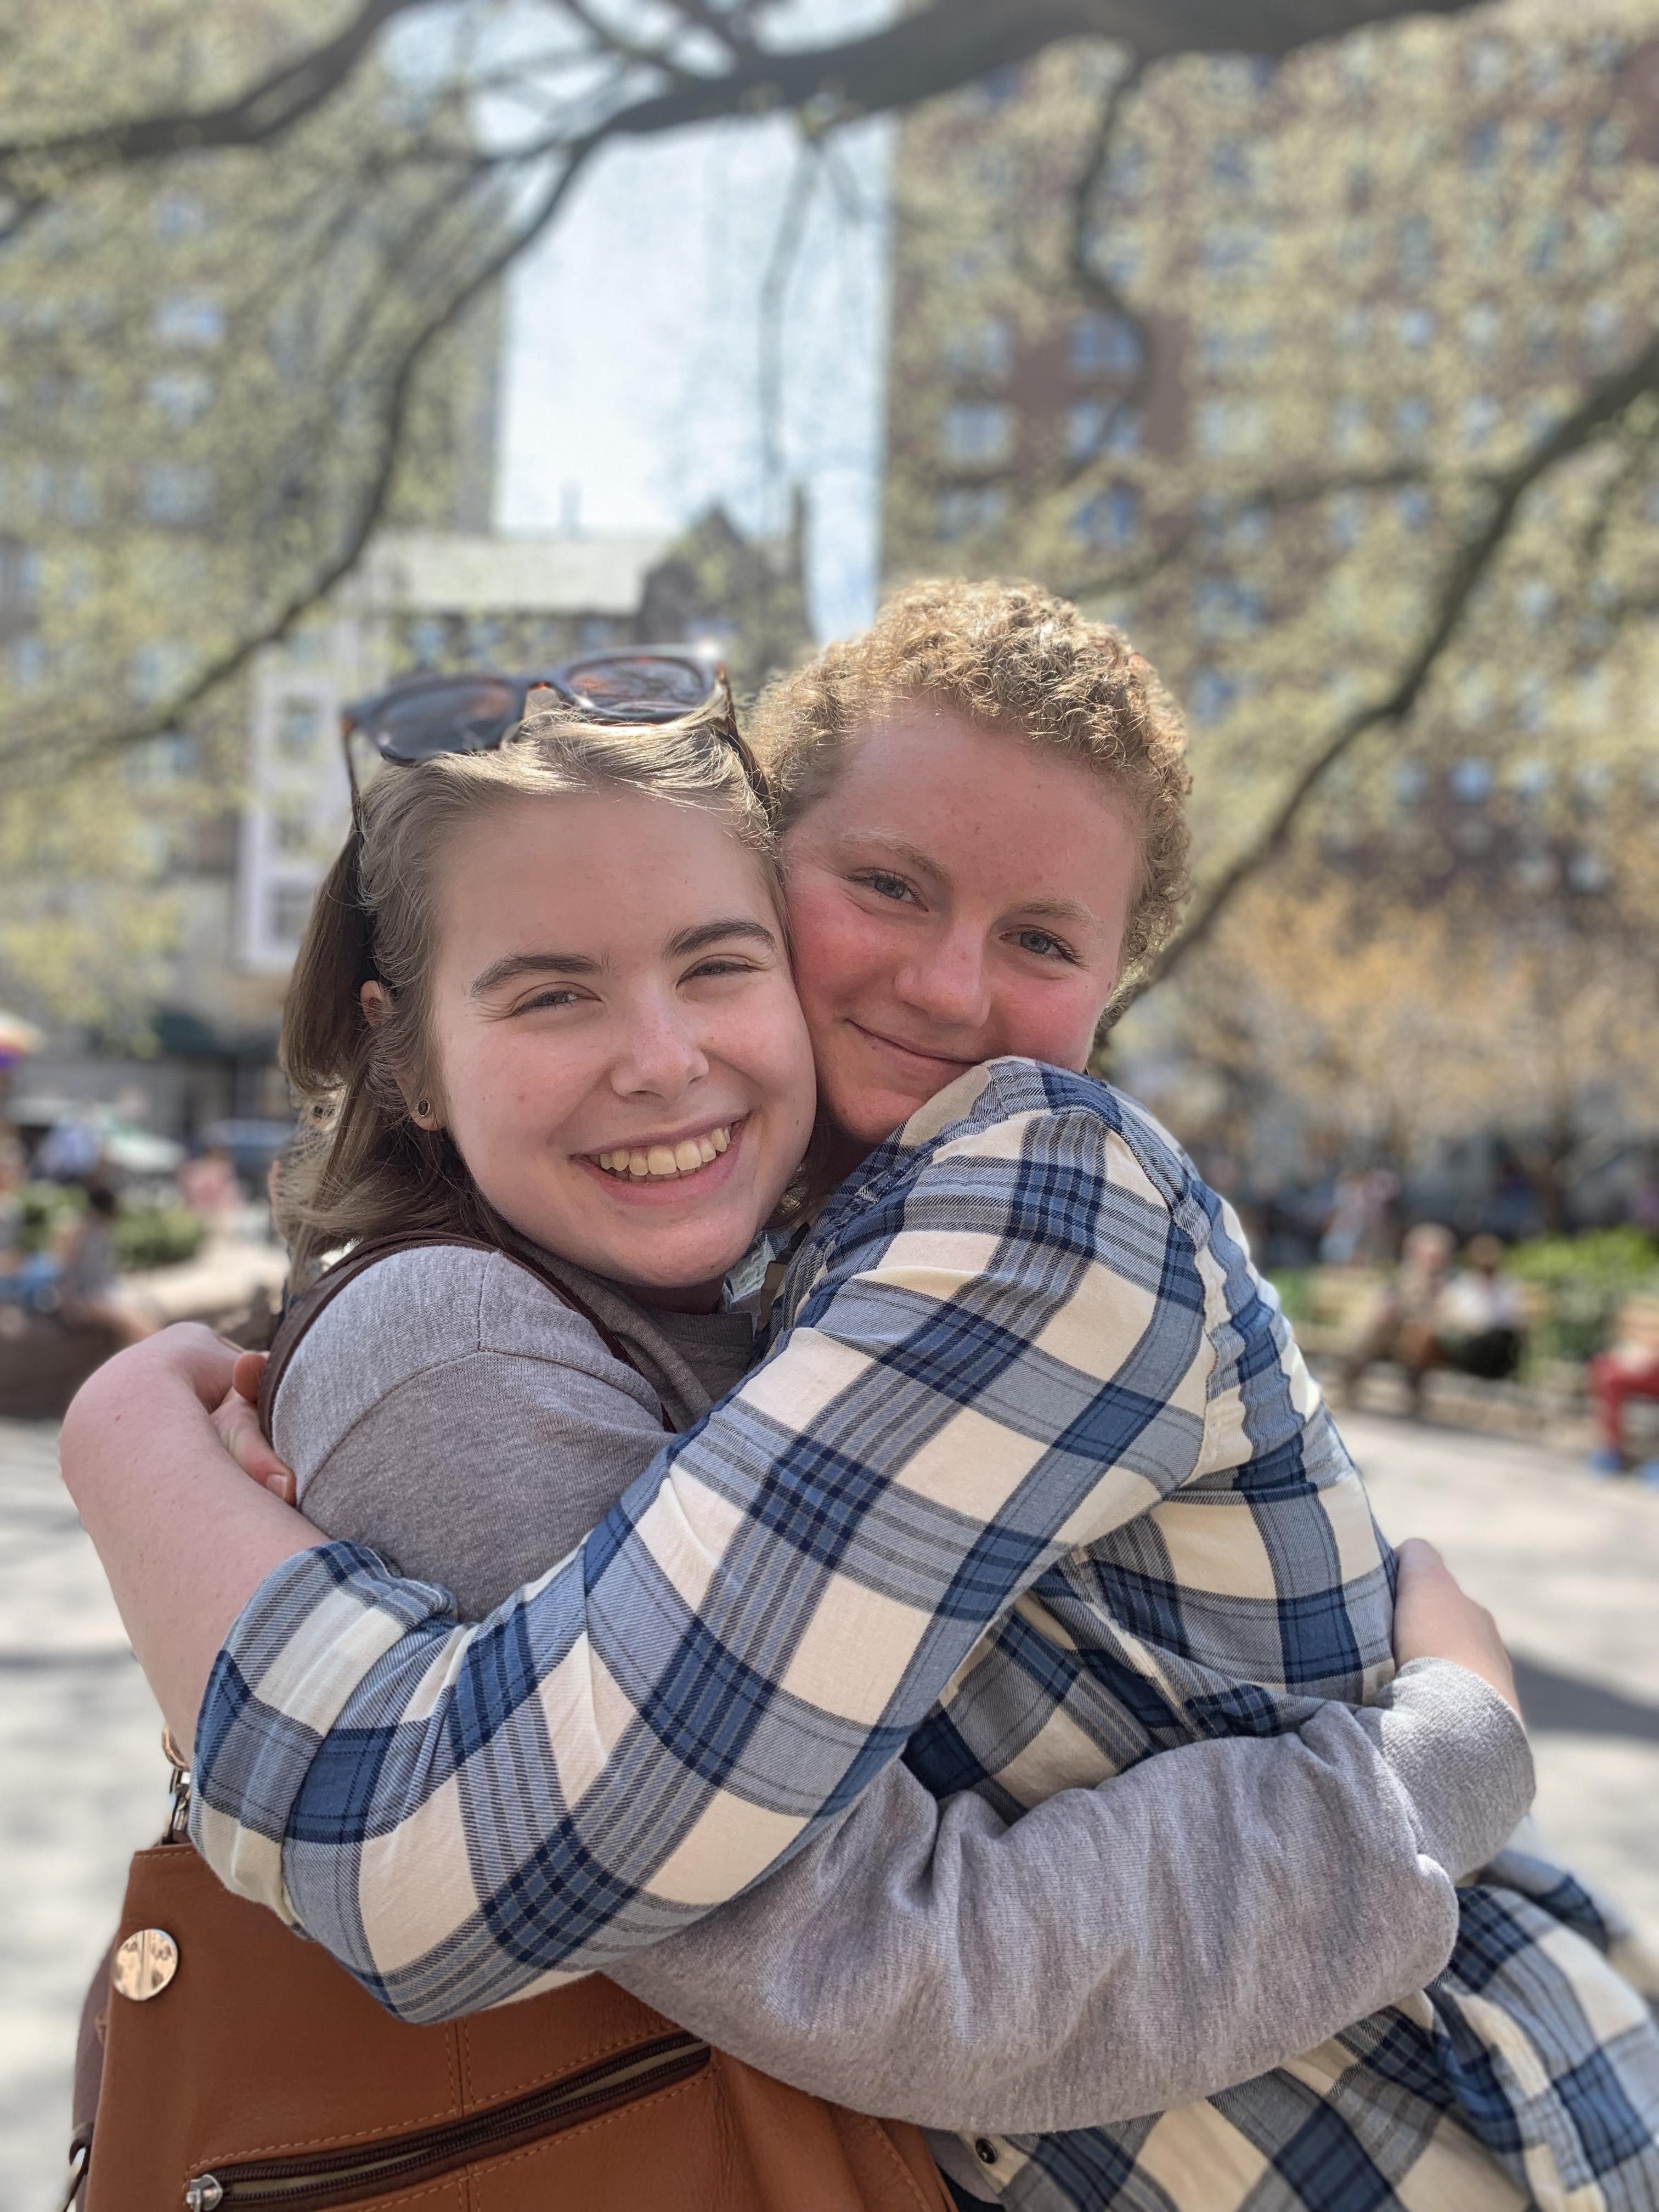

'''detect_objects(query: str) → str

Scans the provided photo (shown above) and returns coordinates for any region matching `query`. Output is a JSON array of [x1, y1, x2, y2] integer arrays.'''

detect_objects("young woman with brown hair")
[[64, 584, 1623, 2212]]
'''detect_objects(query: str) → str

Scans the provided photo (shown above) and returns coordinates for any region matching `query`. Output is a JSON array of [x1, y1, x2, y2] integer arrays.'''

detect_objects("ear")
[[360, 981, 441, 1129]]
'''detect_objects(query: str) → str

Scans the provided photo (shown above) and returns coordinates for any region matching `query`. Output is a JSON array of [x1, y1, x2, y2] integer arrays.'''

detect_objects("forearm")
[[59, 1344, 323, 1748], [611, 1660, 1532, 2132], [190, 1101, 1223, 1997]]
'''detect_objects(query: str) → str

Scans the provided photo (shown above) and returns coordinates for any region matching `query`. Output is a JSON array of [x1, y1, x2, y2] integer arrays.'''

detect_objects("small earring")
[[414, 1098, 431, 1120]]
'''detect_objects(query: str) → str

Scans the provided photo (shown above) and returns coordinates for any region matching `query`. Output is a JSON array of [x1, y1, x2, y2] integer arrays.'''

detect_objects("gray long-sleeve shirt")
[[273, 1242, 1533, 2143]]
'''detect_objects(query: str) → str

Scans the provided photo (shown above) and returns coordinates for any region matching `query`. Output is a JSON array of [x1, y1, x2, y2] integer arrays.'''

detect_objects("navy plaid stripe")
[[191, 1059, 1659, 2210]]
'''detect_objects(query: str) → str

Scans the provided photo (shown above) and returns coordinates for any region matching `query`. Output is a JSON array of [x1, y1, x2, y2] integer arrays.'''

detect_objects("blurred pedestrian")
[[178, 1144, 241, 1226], [1587, 1290, 1659, 1482], [1339, 1221, 1453, 1411], [58, 1184, 157, 1346], [0, 1133, 22, 1273], [1435, 1233, 1526, 1384]]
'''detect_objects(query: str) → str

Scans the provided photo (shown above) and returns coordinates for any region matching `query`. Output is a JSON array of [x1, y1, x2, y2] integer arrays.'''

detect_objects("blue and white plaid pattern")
[[191, 1060, 1659, 2211]]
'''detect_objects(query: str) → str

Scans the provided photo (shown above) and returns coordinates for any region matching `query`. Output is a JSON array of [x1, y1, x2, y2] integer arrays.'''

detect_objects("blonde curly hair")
[[750, 577, 1191, 1000]]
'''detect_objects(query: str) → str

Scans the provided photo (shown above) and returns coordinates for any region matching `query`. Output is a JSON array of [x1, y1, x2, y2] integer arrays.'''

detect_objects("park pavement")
[[2, 1409, 1657, 2211]]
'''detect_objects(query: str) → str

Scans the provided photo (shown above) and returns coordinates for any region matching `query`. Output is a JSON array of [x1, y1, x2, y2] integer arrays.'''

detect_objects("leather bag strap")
[[259, 1231, 672, 1437]]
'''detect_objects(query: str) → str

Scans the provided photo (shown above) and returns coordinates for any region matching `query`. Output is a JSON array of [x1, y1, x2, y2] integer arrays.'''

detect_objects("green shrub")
[[15, 1181, 81, 1254], [1266, 1268, 1313, 1323], [1507, 1228, 1659, 1366], [114, 1206, 207, 1272]]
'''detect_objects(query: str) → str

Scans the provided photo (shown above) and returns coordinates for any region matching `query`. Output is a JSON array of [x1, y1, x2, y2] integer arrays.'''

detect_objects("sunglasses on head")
[[339, 647, 759, 802]]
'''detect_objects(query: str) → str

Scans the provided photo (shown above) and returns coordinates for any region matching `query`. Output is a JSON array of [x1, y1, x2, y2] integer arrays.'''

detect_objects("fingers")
[[210, 1387, 297, 1505], [230, 1348, 269, 1405]]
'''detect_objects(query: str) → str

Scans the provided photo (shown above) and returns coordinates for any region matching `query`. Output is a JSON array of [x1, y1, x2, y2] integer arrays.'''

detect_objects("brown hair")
[[278, 696, 775, 1280], [749, 577, 1191, 1006]]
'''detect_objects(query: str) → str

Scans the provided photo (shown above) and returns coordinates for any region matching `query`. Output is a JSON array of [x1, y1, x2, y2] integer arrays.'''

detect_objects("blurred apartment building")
[[881, 25, 1659, 1224], [885, 24, 1658, 614], [1, 6, 807, 1141]]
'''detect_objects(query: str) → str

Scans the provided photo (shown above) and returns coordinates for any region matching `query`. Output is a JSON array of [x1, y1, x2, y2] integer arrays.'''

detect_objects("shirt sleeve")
[[187, 1093, 1249, 2015], [609, 1660, 1533, 2131]]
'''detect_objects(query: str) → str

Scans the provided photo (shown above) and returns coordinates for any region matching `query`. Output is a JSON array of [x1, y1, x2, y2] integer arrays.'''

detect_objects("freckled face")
[[422, 792, 816, 1306], [780, 709, 1141, 1155]]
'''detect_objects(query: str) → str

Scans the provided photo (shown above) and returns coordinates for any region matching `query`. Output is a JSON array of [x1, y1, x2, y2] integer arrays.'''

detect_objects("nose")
[[608, 992, 710, 1100], [891, 922, 992, 1037]]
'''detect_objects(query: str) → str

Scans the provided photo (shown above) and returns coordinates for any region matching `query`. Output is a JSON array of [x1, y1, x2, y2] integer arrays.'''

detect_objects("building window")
[[1395, 486, 1432, 532], [1398, 307, 1436, 349], [1201, 227, 1259, 277], [1394, 395, 1431, 447], [153, 293, 225, 348], [271, 811, 312, 857], [578, 616, 620, 648], [1198, 398, 1266, 458], [1070, 312, 1140, 379], [407, 617, 447, 667], [1188, 669, 1237, 725], [1530, 118, 1564, 170], [943, 317, 1014, 380], [1396, 216, 1434, 285], [935, 487, 1008, 541], [1449, 757, 1493, 803], [275, 696, 323, 759], [1463, 302, 1501, 357], [1208, 140, 1255, 189], [1460, 394, 1500, 452], [1070, 484, 1141, 550], [1464, 121, 1500, 171], [1528, 215, 1567, 275], [1469, 37, 1508, 92], [1583, 299, 1622, 369], [1065, 402, 1141, 460], [148, 371, 214, 428], [139, 462, 212, 525], [268, 883, 315, 946], [940, 402, 1013, 466], [154, 192, 208, 241], [0, 538, 41, 614], [8, 634, 48, 691], [1194, 576, 1266, 636]]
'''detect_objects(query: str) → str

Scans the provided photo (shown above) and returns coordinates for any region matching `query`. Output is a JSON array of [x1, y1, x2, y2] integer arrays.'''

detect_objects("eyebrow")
[[665, 917, 780, 958], [469, 951, 601, 996], [469, 917, 777, 998]]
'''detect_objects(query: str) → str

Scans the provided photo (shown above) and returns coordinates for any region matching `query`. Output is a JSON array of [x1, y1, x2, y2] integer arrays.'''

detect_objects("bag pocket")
[[183, 2032, 709, 2210]]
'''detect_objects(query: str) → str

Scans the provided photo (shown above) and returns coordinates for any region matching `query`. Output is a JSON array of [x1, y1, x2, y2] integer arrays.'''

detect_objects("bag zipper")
[[183, 2032, 709, 2210]]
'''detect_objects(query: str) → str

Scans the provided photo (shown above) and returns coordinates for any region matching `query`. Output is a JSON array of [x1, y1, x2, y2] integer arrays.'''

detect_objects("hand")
[[1393, 1537, 1520, 1718], [210, 1351, 296, 1505]]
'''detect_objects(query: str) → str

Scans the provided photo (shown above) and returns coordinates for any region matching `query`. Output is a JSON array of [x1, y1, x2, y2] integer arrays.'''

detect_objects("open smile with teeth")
[[592, 1124, 733, 1181]]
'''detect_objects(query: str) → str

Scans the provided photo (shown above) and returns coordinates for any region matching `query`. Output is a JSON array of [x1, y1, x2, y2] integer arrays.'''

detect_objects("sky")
[[492, 66, 895, 641]]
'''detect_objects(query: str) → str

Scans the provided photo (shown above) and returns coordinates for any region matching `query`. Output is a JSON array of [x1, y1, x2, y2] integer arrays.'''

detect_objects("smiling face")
[[781, 707, 1142, 1157], [417, 789, 815, 1307]]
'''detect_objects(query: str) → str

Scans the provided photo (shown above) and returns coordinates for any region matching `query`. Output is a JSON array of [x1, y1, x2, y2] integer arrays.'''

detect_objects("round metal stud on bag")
[[110, 1929, 178, 2002]]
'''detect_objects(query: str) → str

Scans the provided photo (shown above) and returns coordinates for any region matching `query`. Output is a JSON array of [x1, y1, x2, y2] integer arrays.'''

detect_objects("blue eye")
[[1012, 930, 1077, 963], [859, 871, 917, 903]]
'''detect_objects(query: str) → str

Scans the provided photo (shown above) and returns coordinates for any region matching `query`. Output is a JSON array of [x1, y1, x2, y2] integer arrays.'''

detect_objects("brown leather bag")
[[70, 1233, 950, 2212]]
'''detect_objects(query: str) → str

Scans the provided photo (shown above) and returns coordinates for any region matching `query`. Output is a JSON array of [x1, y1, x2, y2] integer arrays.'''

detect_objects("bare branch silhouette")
[[1130, 327, 1659, 1000]]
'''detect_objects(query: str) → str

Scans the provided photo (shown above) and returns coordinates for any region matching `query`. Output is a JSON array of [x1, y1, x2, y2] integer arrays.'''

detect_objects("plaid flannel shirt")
[[193, 1060, 1659, 2212]]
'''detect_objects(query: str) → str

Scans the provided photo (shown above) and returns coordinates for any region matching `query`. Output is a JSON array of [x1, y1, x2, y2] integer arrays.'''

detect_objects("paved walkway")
[[2, 1409, 1655, 2210]]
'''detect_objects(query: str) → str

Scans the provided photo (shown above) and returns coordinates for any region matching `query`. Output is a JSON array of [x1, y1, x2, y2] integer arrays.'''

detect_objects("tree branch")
[[1060, 462, 1470, 599], [1, 0, 1504, 187], [1063, 52, 1154, 465], [0, 0, 441, 171], [0, 138, 605, 785], [1131, 326, 1659, 1002]]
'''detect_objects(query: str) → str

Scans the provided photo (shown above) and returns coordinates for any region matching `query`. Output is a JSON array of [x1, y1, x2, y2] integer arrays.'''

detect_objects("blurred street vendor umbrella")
[[0, 1009, 45, 1071]]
